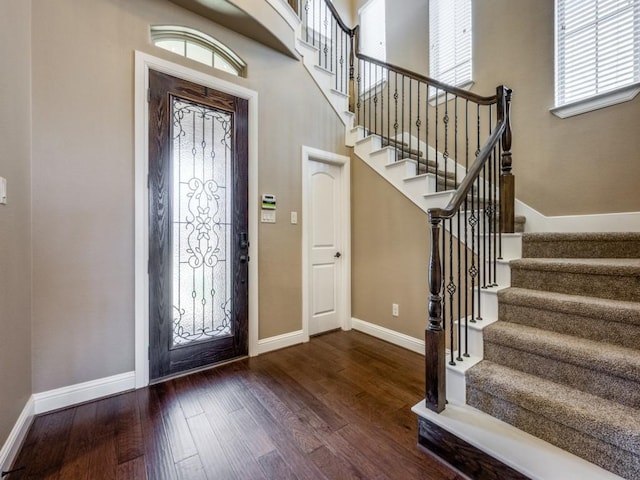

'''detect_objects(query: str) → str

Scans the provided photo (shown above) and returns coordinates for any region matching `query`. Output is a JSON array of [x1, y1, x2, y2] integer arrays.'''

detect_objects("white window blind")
[[429, 0, 472, 88], [359, 0, 386, 93], [556, 0, 640, 107]]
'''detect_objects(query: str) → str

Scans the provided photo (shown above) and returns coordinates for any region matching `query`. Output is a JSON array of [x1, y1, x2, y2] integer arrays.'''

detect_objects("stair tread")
[[510, 257, 640, 275], [484, 321, 640, 383], [467, 361, 640, 455], [499, 287, 640, 327], [524, 232, 640, 242]]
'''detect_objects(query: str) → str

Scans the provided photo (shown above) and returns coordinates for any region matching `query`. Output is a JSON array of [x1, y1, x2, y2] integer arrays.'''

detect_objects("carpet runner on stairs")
[[466, 232, 640, 479]]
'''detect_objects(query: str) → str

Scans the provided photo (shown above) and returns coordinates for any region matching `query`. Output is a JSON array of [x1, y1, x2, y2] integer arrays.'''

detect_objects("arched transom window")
[[151, 26, 246, 77]]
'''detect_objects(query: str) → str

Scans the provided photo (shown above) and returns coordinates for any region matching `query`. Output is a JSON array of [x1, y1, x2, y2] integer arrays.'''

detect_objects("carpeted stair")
[[466, 232, 640, 479]]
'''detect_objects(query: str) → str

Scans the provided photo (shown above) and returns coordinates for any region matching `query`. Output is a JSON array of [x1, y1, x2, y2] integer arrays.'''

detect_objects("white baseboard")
[[516, 201, 640, 233], [256, 329, 307, 355], [351, 317, 425, 355], [0, 396, 34, 474], [33, 371, 136, 415]]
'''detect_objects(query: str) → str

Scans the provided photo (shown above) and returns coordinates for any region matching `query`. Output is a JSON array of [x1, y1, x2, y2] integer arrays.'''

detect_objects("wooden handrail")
[[322, 0, 352, 35], [427, 121, 506, 221]]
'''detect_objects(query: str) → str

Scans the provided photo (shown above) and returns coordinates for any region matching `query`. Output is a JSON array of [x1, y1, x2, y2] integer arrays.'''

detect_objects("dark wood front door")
[[148, 70, 249, 382]]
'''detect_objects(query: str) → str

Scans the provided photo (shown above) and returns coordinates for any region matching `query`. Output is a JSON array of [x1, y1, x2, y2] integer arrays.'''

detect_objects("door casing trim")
[[301, 146, 352, 341], [134, 51, 259, 388]]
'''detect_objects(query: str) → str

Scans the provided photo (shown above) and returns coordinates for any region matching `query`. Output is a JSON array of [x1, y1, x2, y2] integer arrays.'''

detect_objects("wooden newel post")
[[348, 26, 358, 113], [425, 213, 446, 413], [498, 85, 515, 233]]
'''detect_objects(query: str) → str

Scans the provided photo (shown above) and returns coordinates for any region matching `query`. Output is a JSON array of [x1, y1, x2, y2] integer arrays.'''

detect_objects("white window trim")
[[551, 82, 640, 118], [553, 0, 640, 118]]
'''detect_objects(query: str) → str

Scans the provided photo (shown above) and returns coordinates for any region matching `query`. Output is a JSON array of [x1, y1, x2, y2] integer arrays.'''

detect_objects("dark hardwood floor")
[[8, 331, 464, 479]]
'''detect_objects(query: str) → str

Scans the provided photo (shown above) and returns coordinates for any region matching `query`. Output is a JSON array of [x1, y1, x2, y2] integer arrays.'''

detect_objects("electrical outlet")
[[392, 303, 399, 317]]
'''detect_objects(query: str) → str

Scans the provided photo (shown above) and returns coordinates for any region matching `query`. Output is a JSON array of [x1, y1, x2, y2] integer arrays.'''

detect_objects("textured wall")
[[30, 0, 347, 393], [0, 0, 32, 449]]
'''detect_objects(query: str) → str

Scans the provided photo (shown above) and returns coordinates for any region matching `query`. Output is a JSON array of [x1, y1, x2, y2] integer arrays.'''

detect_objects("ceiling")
[[169, 0, 298, 58]]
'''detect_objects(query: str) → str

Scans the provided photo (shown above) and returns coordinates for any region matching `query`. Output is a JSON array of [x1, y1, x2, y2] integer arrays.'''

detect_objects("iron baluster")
[[448, 218, 455, 366], [408, 78, 412, 159], [374, 63, 378, 136], [435, 88, 439, 191], [416, 83, 421, 175], [394, 72, 399, 153]]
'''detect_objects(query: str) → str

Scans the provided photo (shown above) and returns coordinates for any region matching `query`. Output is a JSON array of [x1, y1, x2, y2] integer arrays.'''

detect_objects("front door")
[[308, 160, 343, 335], [148, 70, 249, 382]]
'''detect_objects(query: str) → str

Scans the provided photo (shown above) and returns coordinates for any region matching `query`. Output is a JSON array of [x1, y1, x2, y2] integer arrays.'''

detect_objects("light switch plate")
[[290, 211, 298, 224], [0, 177, 6, 205], [261, 210, 276, 223]]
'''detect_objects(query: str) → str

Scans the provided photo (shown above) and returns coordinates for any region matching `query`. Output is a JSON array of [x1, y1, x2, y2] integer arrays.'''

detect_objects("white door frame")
[[134, 51, 260, 388], [301, 146, 351, 341]]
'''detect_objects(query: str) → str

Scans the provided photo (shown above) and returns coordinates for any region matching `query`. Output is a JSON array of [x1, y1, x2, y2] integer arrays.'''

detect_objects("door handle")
[[334, 252, 342, 258], [239, 232, 249, 249]]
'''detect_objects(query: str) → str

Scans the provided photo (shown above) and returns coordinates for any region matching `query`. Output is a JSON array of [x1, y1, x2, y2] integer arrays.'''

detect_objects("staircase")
[[288, 1, 638, 479], [467, 233, 640, 479]]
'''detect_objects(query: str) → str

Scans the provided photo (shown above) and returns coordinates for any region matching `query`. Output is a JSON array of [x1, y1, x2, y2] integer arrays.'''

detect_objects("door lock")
[[334, 252, 342, 258]]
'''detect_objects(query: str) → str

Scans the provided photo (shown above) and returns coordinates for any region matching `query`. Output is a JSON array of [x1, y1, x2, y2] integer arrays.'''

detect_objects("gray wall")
[[29, 0, 347, 393], [0, 0, 32, 449]]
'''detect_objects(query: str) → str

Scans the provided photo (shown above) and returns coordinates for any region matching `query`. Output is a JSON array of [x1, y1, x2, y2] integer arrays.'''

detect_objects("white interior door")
[[308, 160, 343, 335]]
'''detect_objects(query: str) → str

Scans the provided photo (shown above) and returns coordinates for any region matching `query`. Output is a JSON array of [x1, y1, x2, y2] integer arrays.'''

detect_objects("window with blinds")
[[556, 0, 640, 107], [359, 0, 386, 93], [429, 0, 472, 89]]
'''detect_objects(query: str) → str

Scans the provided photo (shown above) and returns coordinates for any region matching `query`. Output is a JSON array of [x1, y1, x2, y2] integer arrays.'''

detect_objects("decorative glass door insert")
[[171, 98, 233, 346]]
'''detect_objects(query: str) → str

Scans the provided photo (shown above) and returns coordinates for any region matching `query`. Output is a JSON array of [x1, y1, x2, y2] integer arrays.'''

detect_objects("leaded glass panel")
[[171, 97, 233, 347]]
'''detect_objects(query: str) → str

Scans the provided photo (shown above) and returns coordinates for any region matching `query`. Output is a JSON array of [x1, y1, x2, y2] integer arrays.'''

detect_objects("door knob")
[[334, 252, 342, 258]]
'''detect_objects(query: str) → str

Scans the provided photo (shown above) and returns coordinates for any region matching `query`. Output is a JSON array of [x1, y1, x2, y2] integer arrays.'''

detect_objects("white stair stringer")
[[354, 134, 457, 214], [295, 38, 353, 129]]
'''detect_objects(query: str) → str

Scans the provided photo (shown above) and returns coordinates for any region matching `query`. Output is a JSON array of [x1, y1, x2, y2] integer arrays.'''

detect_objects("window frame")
[[151, 26, 247, 78], [552, 0, 640, 118]]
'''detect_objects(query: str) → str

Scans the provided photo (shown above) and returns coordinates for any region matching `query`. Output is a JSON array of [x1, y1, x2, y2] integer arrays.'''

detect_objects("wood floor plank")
[[11, 331, 462, 480], [113, 392, 145, 464], [56, 402, 98, 480], [116, 456, 147, 480], [12, 408, 76, 479], [308, 444, 367, 480], [186, 413, 238, 479], [153, 382, 198, 463], [257, 451, 298, 480], [174, 454, 207, 480], [136, 388, 178, 480]]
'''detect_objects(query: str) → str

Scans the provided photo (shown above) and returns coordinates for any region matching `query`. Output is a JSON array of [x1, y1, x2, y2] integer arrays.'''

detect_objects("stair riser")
[[466, 388, 640, 480], [483, 342, 640, 408], [511, 268, 640, 302], [523, 239, 640, 259], [474, 289, 498, 321], [499, 302, 640, 350], [454, 321, 486, 358]]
